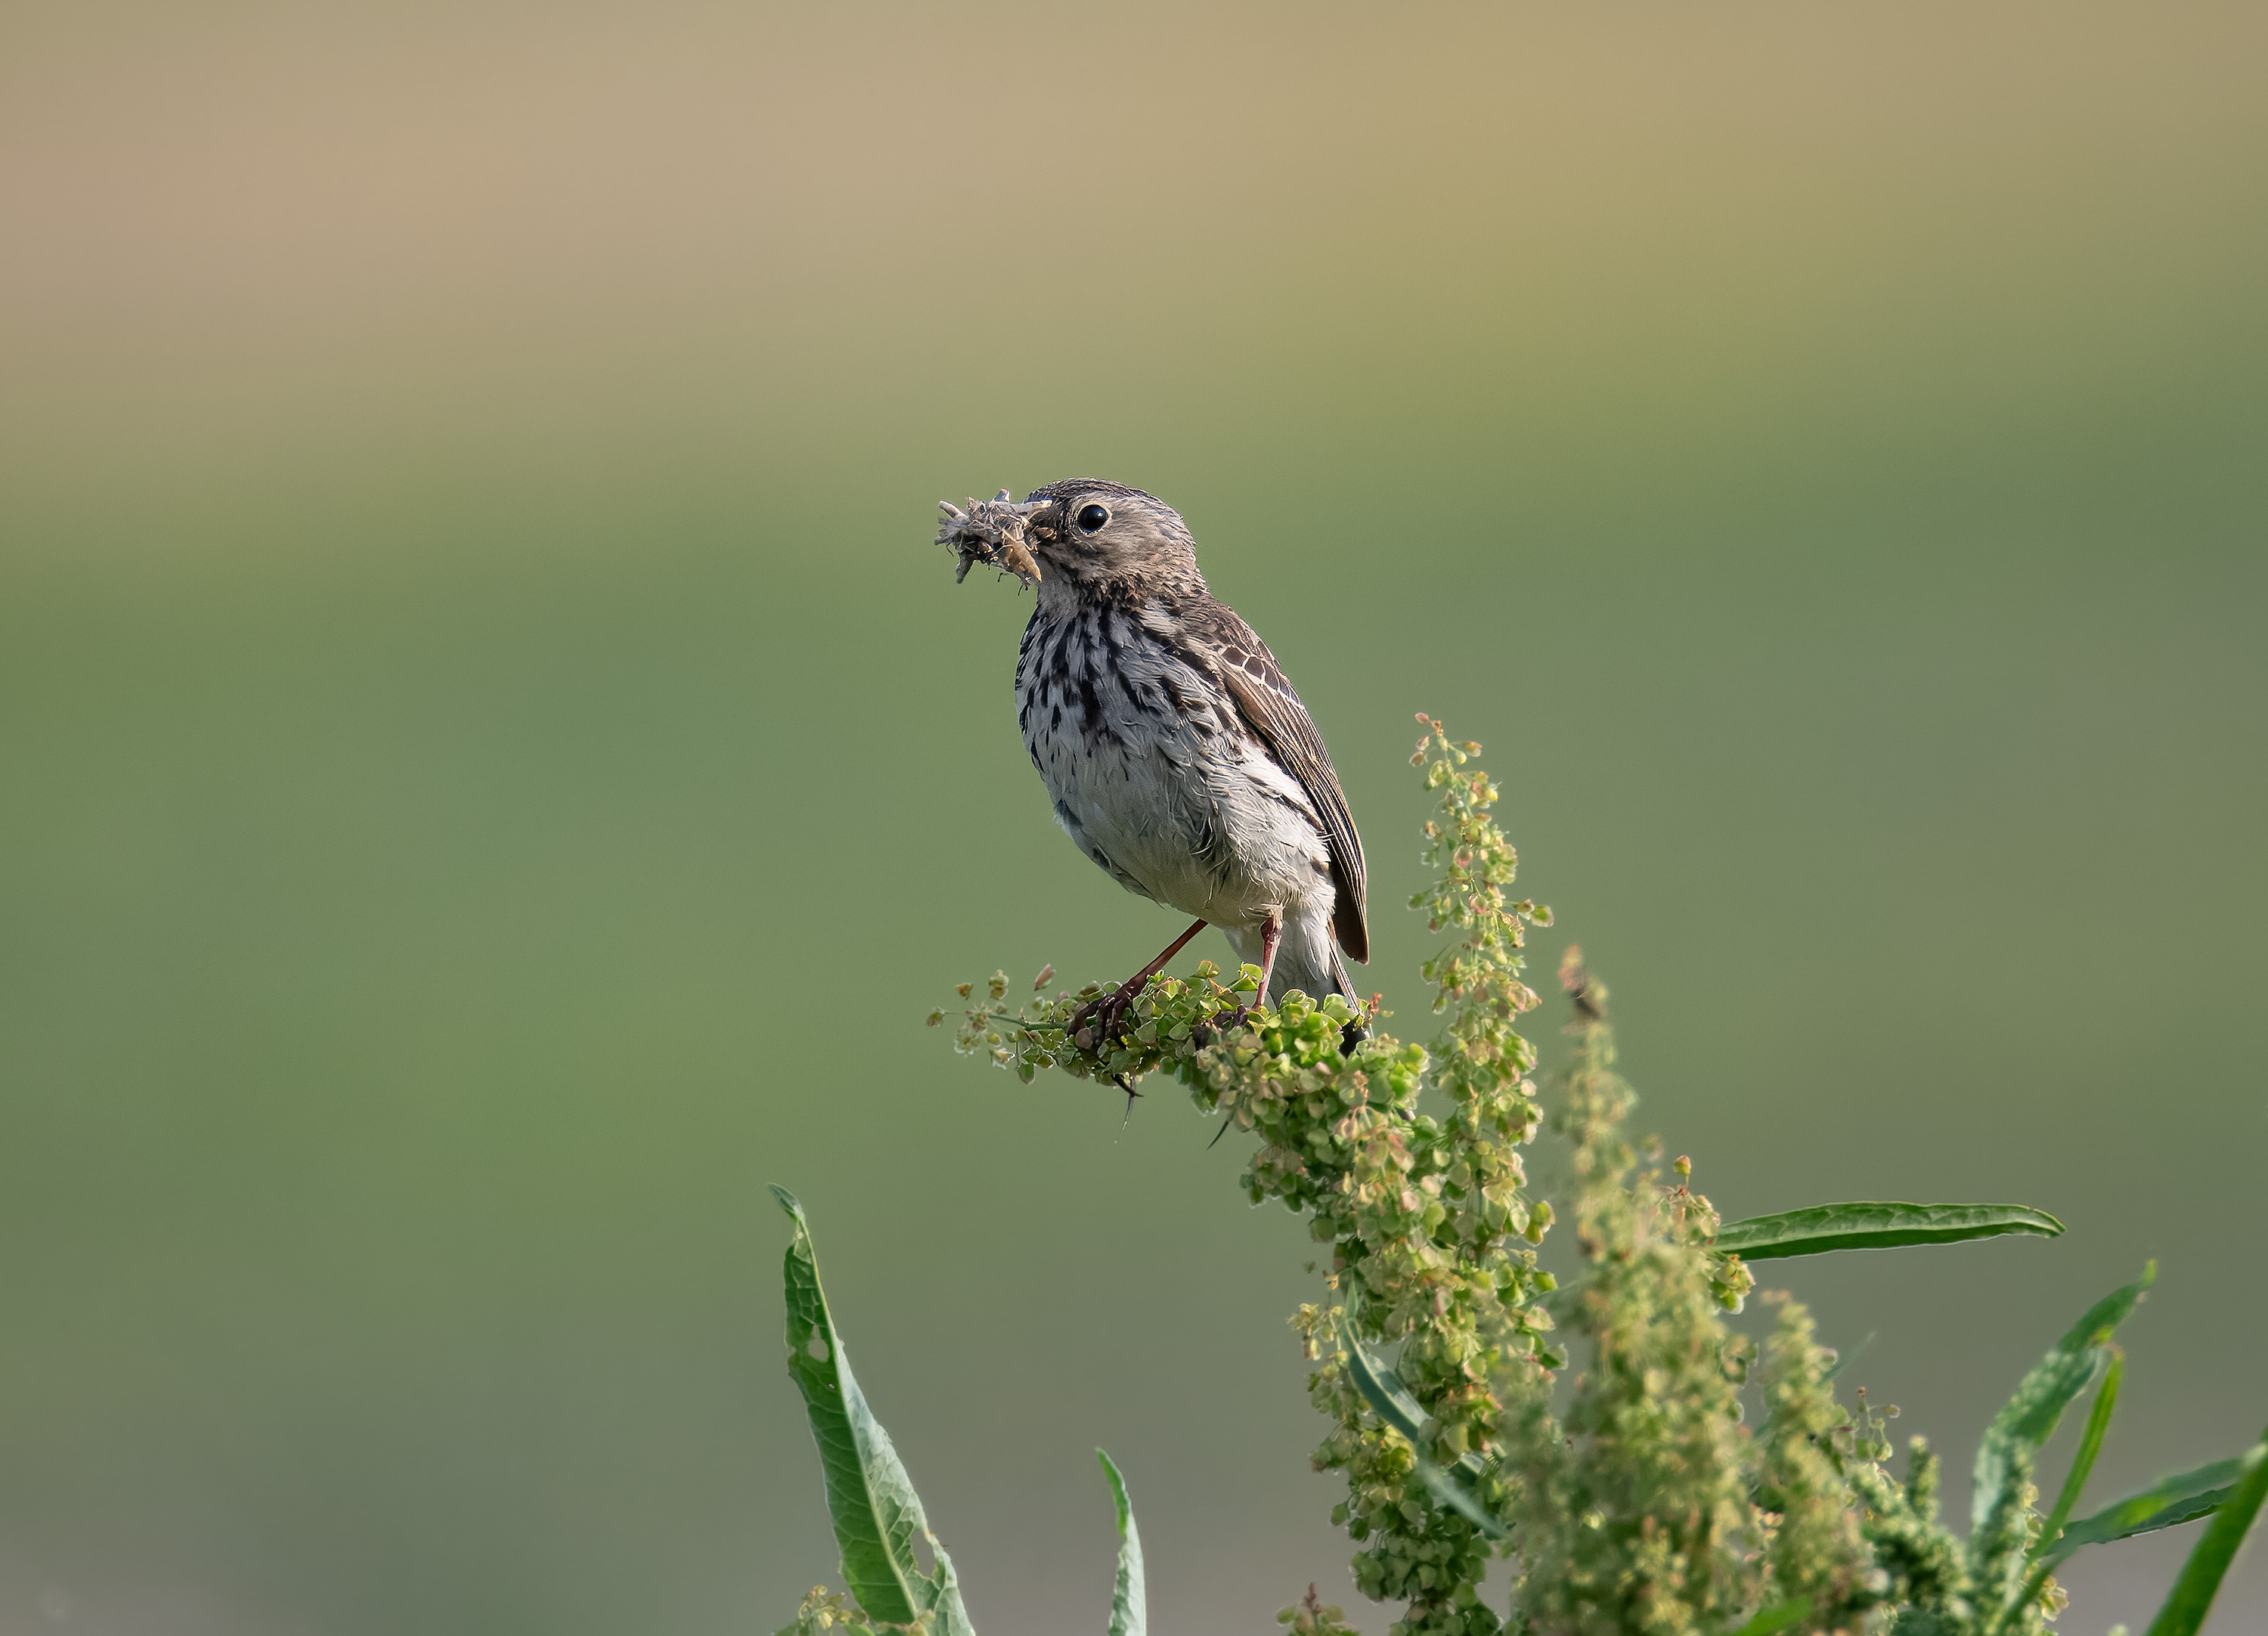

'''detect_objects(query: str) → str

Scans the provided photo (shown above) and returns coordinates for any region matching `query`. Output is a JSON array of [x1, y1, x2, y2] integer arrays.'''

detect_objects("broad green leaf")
[[1340, 1324, 1509, 1539], [1972, 1267, 2154, 1597], [1718, 1597, 1811, 1636], [1097, 1450, 1145, 1636], [2043, 1455, 2250, 1566], [2146, 1434, 2268, 1636], [773, 1186, 975, 1636], [1715, 1202, 2063, 1260]]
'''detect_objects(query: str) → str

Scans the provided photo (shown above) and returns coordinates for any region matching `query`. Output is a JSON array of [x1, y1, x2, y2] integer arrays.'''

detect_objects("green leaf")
[[1972, 1267, 2155, 1597], [1972, 1351, 2102, 1536], [2056, 1262, 2155, 1353], [1718, 1597, 1813, 1636], [1340, 1324, 1508, 1539], [1340, 1323, 1431, 1445], [772, 1186, 975, 1636], [2035, 1346, 2123, 1560], [2146, 1433, 2268, 1636], [1714, 1202, 2064, 1260], [2003, 1352, 2127, 1626], [2043, 1455, 2251, 1566], [1098, 1450, 1145, 1636]]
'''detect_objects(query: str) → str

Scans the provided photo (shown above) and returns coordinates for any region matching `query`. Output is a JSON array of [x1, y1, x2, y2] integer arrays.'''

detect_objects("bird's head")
[[937, 479, 1204, 603], [1018, 481, 1198, 599]]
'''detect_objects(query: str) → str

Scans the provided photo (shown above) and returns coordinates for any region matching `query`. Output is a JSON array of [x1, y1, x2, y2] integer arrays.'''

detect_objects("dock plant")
[[773, 717, 2264, 1636]]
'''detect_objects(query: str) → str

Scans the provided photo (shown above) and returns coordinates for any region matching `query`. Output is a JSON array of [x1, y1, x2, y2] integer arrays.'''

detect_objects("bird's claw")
[[1069, 985, 1136, 1052]]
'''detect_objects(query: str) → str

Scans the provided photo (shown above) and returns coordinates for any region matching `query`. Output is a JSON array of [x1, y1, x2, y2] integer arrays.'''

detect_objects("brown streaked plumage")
[[940, 478, 1368, 1050]]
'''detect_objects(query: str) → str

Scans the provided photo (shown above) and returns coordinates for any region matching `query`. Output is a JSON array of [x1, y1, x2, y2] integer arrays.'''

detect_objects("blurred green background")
[[2, 3, 2263, 1632]]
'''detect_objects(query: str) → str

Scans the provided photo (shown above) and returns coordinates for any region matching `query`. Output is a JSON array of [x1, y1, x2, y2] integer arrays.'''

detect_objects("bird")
[[941, 479, 1368, 1050]]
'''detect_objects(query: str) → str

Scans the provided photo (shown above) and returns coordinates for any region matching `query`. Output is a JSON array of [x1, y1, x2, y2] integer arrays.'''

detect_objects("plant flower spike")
[[775, 716, 2263, 1636]]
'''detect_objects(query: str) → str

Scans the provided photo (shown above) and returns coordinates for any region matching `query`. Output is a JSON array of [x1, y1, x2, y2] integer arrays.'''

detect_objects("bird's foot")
[[1183, 1002, 1247, 1056], [1069, 982, 1138, 1052]]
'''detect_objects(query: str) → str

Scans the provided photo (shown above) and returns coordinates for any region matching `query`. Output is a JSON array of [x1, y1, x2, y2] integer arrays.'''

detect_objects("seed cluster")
[[936, 718, 1996, 1636], [941, 719, 1556, 1635]]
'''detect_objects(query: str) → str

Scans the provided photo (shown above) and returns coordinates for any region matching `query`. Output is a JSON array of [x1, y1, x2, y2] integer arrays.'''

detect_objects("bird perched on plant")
[[937, 479, 1368, 1049]]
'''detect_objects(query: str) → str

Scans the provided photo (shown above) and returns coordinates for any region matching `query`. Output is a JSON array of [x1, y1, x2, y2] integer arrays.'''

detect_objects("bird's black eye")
[[1076, 504, 1110, 533]]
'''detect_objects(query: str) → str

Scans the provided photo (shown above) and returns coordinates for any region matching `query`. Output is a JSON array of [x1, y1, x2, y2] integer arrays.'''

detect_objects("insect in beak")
[[937, 489, 1045, 588]]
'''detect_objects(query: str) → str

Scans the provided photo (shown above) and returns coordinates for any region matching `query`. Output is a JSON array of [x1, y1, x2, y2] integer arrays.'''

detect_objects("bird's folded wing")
[[1213, 639, 1370, 965]]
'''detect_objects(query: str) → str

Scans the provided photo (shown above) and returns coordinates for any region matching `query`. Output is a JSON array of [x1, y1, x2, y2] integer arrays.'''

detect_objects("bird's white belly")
[[1034, 728, 1329, 934], [1013, 601, 1352, 1005], [1017, 604, 1336, 943]]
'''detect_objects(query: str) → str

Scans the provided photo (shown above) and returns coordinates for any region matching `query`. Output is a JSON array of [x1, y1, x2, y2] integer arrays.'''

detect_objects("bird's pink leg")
[[1216, 909, 1284, 1042], [1204, 911, 1285, 1148], [1137, 916, 1212, 989], [1073, 918, 1208, 1047]]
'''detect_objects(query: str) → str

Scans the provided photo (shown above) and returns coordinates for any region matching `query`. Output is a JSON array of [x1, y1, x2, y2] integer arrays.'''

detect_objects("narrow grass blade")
[[1715, 1202, 2063, 1260], [1340, 1324, 1508, 1539], [1097, 1451, 1145, 1636], [772, 1186, 975, 1635], [1820, 1331, 1873, 1384], [2146, 1434, 2268, 1636], [2036, 1348, 2124, 1559], [2043, 1455, 2251, 1566]]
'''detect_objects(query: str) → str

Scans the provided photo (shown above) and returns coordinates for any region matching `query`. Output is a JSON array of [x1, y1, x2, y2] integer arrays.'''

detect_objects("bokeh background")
[[3, 3, 2263, 1632]]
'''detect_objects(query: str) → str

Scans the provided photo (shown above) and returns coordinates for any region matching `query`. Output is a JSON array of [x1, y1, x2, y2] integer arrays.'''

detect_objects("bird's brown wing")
[[1193, 605, 1370, 964]]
